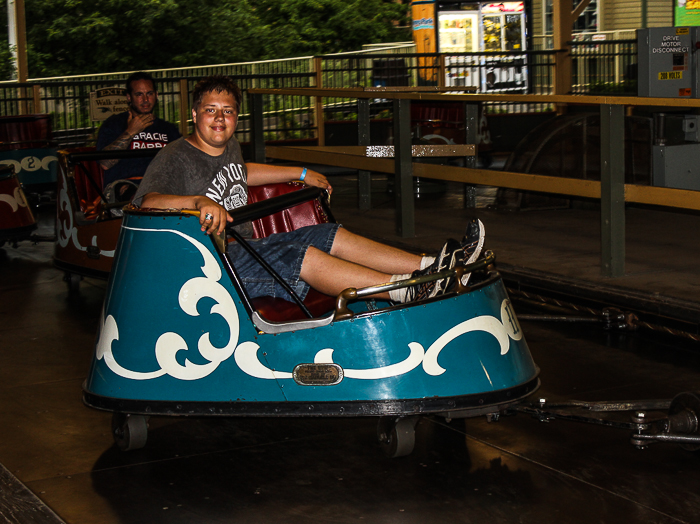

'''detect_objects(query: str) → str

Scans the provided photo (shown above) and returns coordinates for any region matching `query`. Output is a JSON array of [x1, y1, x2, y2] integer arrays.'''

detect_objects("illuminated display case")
[[438, 3, 526, 53], [438, 12, 480, 53], [437, 2, 528, 91]]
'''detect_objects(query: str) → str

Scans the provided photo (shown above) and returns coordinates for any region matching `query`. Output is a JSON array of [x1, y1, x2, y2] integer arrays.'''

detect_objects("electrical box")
[[682, 115, 700, 142], [652, 115, 700, 190], [638, 27, 700, 98], [653, 144, 700, 190]]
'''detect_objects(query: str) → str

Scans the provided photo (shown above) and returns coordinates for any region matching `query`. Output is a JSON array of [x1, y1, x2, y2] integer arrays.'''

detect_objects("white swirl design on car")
[[56, 168, 115, 257], [0, 155, 57, 174], [234, 314, 513, 380], [56, 181, 76, 249], [97, 228, 522, 382], [98, 227, 239, 380], [0, 187, 23, 212], [96, 313, 166, 380]]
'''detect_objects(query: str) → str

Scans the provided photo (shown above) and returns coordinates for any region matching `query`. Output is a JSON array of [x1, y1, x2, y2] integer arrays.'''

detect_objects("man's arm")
[[98, 112, 155, 170], [140, 192, 233, 235], [246, 163, 332, 193]]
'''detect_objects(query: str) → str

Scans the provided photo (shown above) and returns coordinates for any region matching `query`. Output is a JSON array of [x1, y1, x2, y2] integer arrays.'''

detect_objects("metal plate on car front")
[[293, 363, 344, 386]]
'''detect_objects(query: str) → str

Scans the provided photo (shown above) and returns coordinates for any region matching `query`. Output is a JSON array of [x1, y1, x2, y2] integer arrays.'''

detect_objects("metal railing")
[[571, 39, 637, 95], [443, 51, 557, 113], [0, 41, 639, 147], [0, 66, 319, 147]]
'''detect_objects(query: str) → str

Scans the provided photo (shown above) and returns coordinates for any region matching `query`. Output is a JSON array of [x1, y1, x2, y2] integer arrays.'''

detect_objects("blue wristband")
[[300, 167, 307, 181]]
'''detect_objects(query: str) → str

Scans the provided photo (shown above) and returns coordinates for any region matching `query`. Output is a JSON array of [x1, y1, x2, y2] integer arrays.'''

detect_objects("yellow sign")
[[659, 71, 683, 80], [677, 27, 690, 35], [412, 1, 437, 83]]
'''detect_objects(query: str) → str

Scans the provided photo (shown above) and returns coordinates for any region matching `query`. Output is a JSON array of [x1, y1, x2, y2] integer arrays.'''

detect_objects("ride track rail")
[[513, 393, 700, 451], [505, 286, 700, 344]]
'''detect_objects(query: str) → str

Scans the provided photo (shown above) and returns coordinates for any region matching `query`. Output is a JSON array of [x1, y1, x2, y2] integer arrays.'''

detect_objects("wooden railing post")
[[600, 104, 626, 277], [393, 97, 414, 238], [553, 0, 573, 97], [18, 87, 27, 115], [32, 84, 41, 114], [554, 49, 572, 96]]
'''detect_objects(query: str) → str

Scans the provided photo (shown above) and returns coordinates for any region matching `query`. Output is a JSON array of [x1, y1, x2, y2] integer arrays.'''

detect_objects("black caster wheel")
[[64, 272, 82, 294], [112, 413, 148, 451], [377, 416, 419, 458], [668, 391, 700, 452]]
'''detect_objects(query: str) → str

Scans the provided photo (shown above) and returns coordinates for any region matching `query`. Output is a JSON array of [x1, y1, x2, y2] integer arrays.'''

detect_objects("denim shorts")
[[226, 223, 341, 301]]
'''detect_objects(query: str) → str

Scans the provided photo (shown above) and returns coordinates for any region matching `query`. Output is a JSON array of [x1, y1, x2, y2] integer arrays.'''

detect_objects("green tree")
[[25, 0, 264, 77], [255, 0, 409, 58], [0, 43, 15, 80], [0, 7, 16, 80], [21, 0, 408, 78]]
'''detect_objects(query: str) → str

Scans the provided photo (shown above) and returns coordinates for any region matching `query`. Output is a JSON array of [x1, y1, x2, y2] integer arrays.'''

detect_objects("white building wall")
[[534, 0, 673, 40], [646, 0, 673, 27]]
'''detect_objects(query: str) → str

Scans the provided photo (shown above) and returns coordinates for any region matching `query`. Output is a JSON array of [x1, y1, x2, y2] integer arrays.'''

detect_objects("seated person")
[[132, 75, 484, 305], [96, 71, 181, 203]]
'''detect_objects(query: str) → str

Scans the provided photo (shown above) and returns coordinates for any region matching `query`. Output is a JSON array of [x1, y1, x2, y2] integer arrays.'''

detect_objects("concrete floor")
[[2, 177, 700, 523]]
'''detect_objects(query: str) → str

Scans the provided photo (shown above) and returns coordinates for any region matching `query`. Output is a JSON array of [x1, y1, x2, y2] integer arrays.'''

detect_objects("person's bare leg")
[[329, 228, 422, 274], [300, 246, 394, 299]]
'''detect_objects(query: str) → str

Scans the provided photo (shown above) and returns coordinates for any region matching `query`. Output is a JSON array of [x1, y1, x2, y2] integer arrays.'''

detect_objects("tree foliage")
[[255, 0, 410, 57], [7, 0, 409, 78], [0, 7, 15, 80], [25, 0, 264, 77]]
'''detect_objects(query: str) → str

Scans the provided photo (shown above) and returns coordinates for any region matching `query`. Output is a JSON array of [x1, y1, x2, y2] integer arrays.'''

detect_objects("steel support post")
[[464, 102, 478, 208], [250, 93, 266, 163], [393, 98, 414, 238], [358, 98, 371, 210], [600, 104, 625, 278]]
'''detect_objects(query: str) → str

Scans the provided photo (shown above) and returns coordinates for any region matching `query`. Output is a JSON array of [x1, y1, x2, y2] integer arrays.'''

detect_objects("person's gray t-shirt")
[[133, 137, 253, 237]]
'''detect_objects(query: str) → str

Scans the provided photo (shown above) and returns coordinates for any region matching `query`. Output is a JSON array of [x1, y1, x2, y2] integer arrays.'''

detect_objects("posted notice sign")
[[89, 88, 129, 121]]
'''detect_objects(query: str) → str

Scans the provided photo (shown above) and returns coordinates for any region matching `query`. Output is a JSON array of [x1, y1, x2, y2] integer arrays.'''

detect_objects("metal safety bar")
[[333, 251, 496, 321]]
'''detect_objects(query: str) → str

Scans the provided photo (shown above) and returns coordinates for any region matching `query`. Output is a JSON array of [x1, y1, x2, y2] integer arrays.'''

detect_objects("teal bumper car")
[[83, 184, 540, 456]]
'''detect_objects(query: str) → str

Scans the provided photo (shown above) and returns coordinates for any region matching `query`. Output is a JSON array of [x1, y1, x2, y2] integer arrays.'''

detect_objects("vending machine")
[[435, 2, 528, 91], [436, 2, 526, 53]]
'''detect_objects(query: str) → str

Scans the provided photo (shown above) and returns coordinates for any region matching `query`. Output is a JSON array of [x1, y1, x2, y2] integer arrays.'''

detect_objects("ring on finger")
[[204, 213, 214, 221]]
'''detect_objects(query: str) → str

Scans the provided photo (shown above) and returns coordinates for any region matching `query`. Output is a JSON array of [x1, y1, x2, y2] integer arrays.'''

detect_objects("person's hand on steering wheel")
[[194, 196, 232, 235]]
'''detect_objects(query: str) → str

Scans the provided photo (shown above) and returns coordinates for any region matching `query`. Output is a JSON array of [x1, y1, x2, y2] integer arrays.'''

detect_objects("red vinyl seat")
[[66, 147, 105, 220], [248, 181, 332, 239], [0, 114, 53, 151]]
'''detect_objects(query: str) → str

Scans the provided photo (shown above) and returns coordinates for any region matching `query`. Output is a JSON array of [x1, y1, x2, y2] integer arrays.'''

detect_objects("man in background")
[[96, 71, 181, 201]]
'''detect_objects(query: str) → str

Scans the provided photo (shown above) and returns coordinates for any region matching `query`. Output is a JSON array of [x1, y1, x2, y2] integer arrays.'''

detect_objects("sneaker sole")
[[461, 219, 485, 286]]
